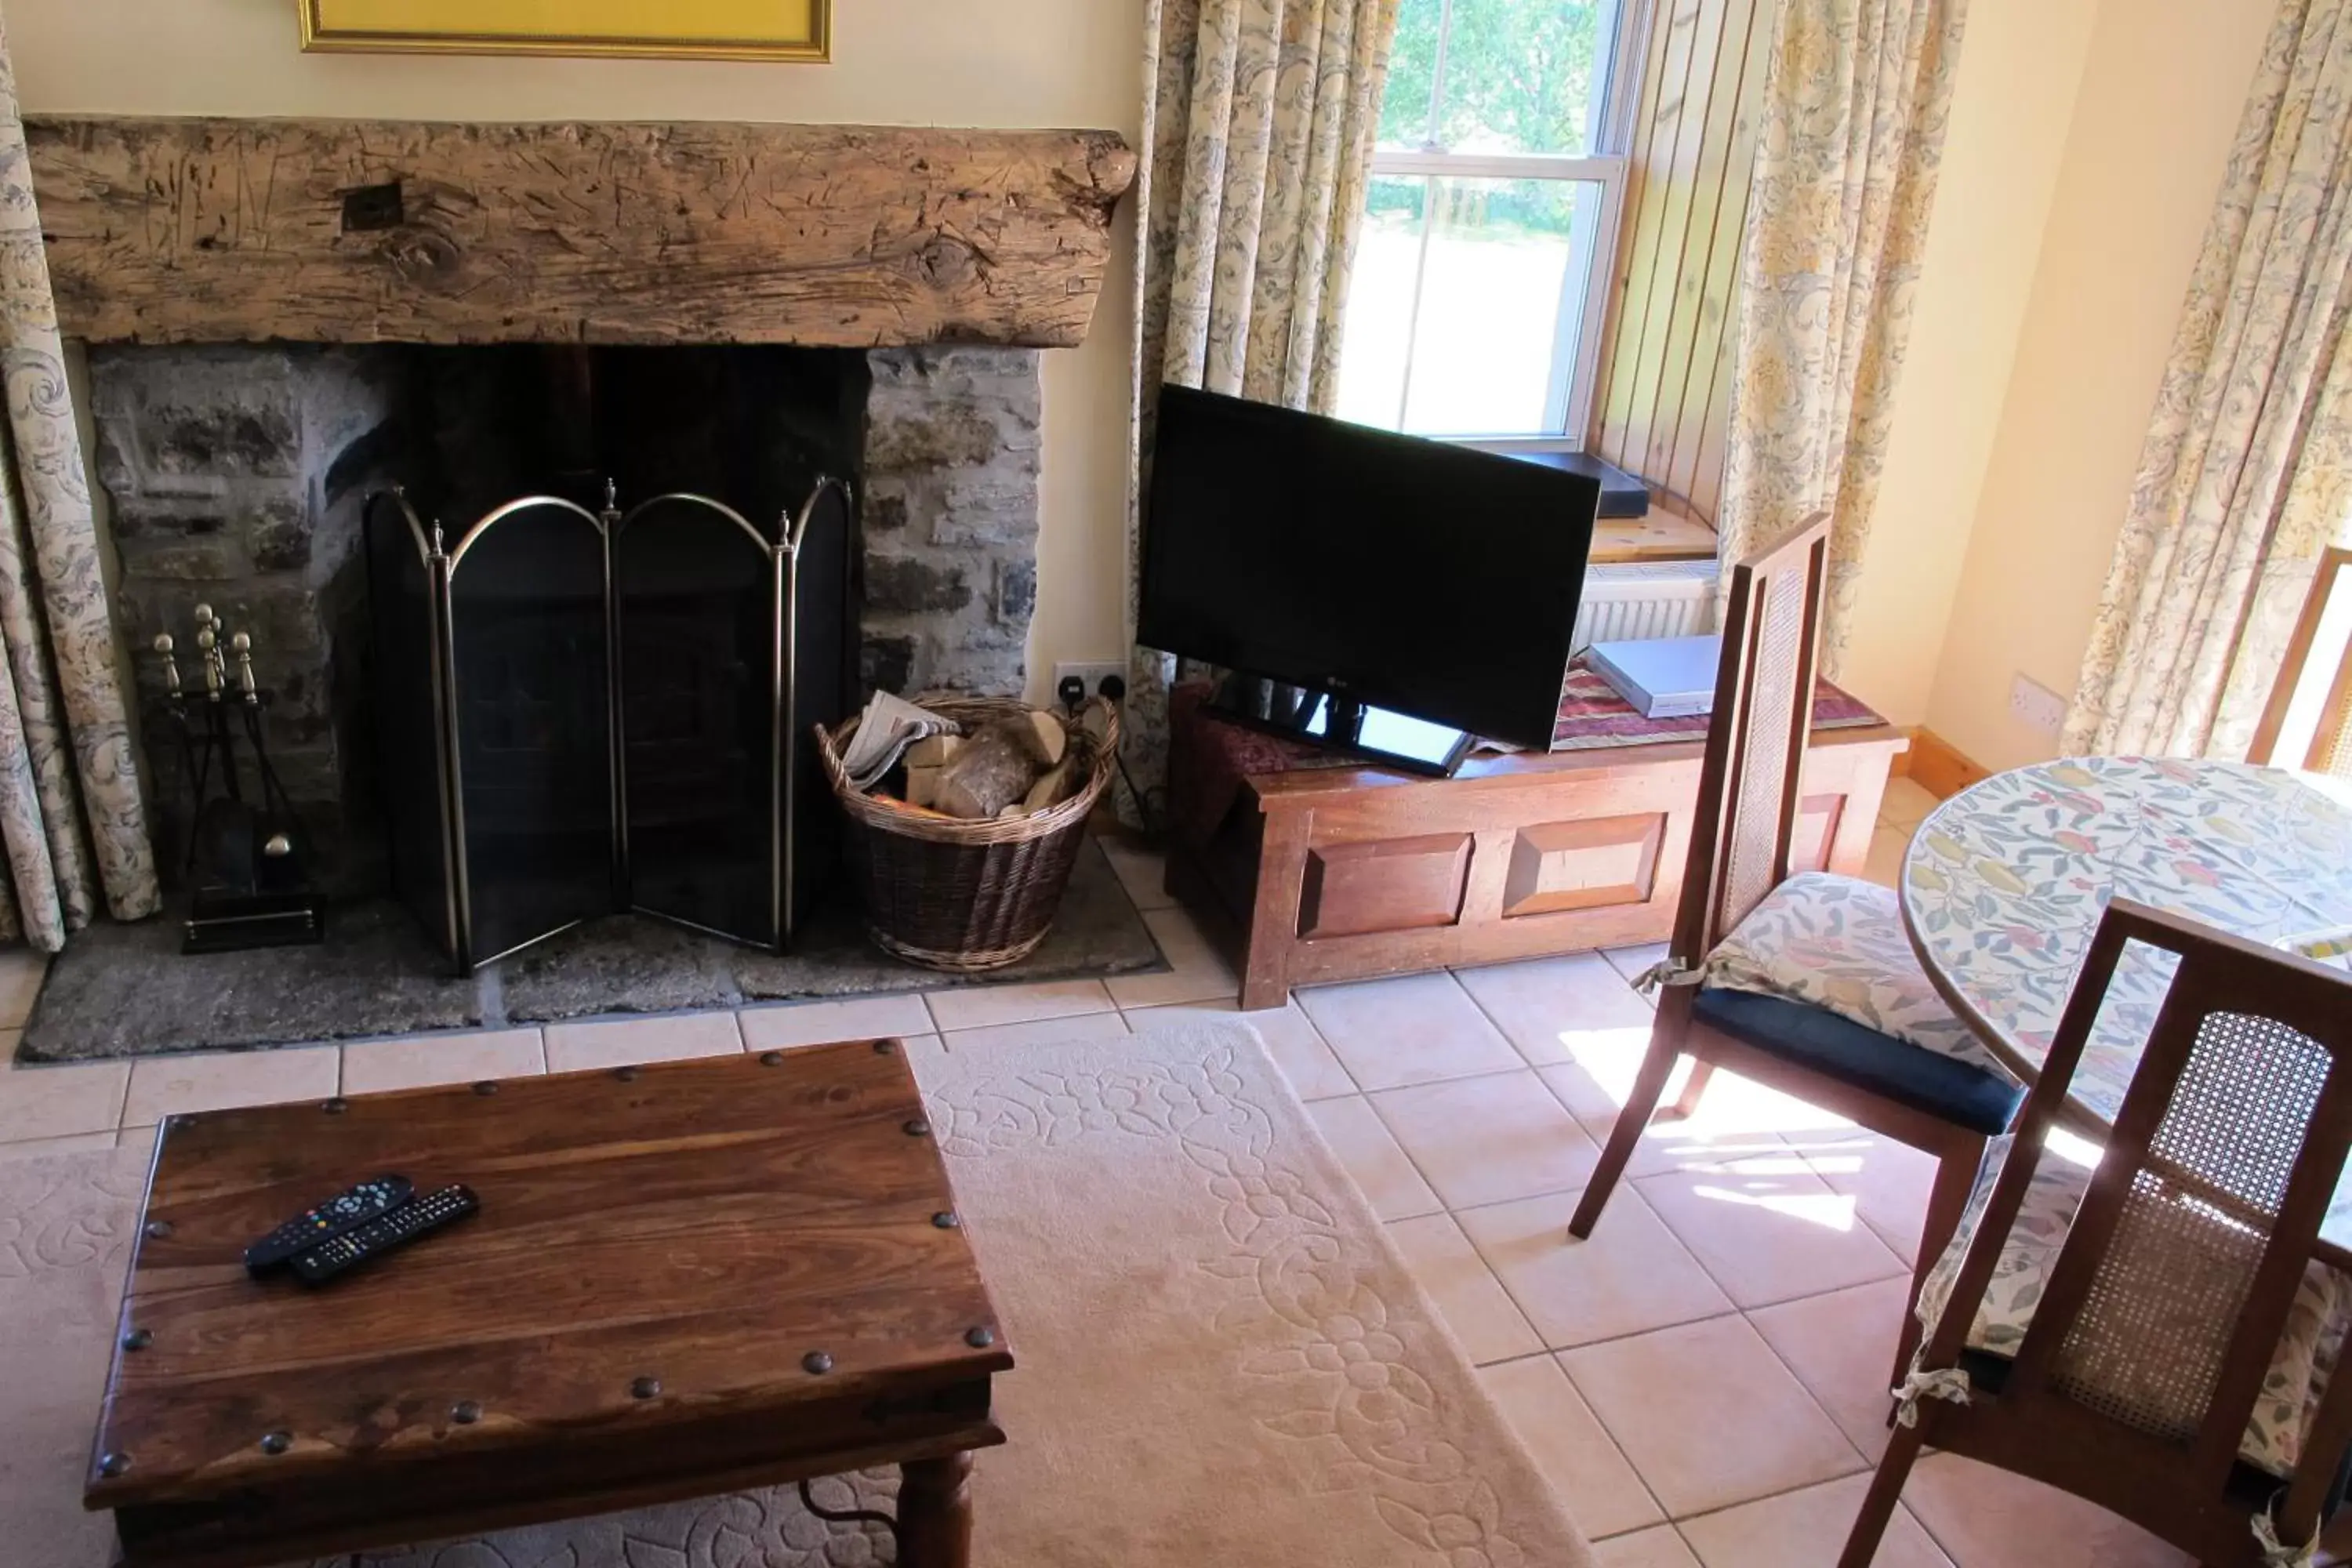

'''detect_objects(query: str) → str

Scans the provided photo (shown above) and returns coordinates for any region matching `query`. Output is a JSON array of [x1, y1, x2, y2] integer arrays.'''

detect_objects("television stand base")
[[1203, 672, 1472, 777]]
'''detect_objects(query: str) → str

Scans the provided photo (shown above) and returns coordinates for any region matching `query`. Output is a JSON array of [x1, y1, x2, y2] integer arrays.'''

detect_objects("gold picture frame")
[[299, 0, 830, 63]]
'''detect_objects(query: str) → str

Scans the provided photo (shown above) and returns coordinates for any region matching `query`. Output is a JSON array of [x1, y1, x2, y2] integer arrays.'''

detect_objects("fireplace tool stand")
[[154, 604, 325, 953]]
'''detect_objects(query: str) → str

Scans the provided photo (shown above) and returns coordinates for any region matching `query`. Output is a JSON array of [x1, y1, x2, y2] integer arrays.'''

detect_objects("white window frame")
[[1367, 0, 1651, 449]]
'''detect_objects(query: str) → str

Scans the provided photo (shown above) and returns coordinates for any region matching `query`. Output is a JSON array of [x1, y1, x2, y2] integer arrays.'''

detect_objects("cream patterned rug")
[[0, 1021, 1595, 1566]]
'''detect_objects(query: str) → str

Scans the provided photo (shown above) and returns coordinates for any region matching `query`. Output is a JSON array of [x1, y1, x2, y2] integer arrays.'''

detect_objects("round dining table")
[[1898, 755, 2352, 1259]]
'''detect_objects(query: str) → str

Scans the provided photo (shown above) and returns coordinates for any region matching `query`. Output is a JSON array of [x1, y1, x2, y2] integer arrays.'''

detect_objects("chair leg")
[[1569, 1038, 1682, 1240], [1662, 1060, 1715, 1122], [1890, 1137, 1984, 1392], [1838, 1421, 1926, 1568]]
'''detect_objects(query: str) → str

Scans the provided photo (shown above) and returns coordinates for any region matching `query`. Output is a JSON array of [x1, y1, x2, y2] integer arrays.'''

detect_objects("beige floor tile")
[[1456, 1187, 1730, 1350], [1878, 778, 1942, 829], [1748, 1276, 1915, 1463], [543, 1011, 743, 1073], [1479, 1354, 1663, 1539], [1593, 1526, 1702, 1567], [1539, 1049, 1813, 1181], [1105, 906, 1239, 1008], [1454, 953, 1658, 1066], [1632, 1145, 1906, 1308], [1900, 1453, 2194, 1568], [1306, 1095, 1441, 1220], [1124, 1000, 1356, 1100], [1100, 837, 1176, 912], [1562, 1314, 1864, 1517], [1386, 1213, 1541, 1364], [340, 1029, 546, 1094], [738, 994, 934, 1052], [943, 1012, 1133, 1051], [922, 979, 1116, 1033], [0, 1053, 128, 1142], [122, 1047, 341, 1126], [1794, 1130, 1944, 1267], [0, 1129, 119, 1163], [1370, 1071, 1599, 1210], [1602, 943, 1671, 989], [1679, 1472, 1951, 1567], [1294, 971, 1523, 1092], [117, 1123, 160, 1157], [0, 946, 47, 1029], [1864, 825, 1911, 890]]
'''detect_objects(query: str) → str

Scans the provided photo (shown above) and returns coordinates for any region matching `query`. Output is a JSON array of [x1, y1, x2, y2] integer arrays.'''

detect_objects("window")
[[1335, 0, 1643, 444]]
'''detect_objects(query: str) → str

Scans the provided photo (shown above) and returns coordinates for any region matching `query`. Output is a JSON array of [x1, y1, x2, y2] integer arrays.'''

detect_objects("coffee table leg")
[[897, 1450, 973, 1567]]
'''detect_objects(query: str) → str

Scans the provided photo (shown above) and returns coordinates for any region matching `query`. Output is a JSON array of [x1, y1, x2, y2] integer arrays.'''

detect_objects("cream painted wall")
[[4, 0, 1148, 702], [1922, 0, 2273, 771], [1834, 0, 2097, 728]]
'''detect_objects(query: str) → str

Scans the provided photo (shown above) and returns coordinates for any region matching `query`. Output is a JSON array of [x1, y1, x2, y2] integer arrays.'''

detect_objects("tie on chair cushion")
[[1686, 872, 2024, 1134], [1912, 1135, 2352, 1479]]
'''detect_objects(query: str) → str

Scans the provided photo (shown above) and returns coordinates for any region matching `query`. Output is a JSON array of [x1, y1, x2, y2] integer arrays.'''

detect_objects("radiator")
[[1571, 559, 1720, 653]]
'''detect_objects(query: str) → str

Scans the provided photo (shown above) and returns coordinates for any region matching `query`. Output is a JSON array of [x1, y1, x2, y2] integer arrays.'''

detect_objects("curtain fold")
[[0, 4, 158, 947], [2064, 0, 2352, 760], [1121, 0, 1399, 817], [1716, 0, 1969, 671]]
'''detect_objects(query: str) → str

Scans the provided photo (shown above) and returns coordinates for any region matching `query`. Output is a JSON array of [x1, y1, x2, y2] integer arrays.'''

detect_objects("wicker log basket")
[[816, 695, 1120, 972]]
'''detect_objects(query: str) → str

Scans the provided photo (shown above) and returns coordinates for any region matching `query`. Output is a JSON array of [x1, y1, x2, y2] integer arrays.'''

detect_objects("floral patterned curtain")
[[2064, 0, 2352, 760], [1715, 0, 1969, 671], [0, 8, 158, 947], [1120, 0, 1400, 818]]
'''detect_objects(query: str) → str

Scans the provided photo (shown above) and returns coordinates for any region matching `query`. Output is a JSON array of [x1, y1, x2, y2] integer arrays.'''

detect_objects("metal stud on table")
[[630, 1376, 661, 1400], [802, 1350, 834, 1375], [259, 1431, 291, 1456]]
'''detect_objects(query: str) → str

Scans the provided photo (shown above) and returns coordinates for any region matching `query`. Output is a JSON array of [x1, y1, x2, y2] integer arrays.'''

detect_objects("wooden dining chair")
[[1569, 514, 2024, 1377], [1842, 900, 2352, 1568], [2251, 545, 2352, 776]]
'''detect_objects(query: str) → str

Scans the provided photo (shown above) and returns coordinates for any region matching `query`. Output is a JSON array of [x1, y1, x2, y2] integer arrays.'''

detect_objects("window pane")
[[1380, 0, 1624, 156], [1378, 0, 1444, 149], [1338, 177, 1602, 438], [1333, 176, 1427, 432]]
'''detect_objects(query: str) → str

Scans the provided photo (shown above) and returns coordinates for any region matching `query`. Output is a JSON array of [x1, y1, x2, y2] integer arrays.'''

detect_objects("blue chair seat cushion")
[[1690, 985, 2024, 1136]]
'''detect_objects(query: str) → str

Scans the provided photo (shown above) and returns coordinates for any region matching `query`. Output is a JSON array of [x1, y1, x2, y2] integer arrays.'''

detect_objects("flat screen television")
[[1139, 385, 1600, 762]]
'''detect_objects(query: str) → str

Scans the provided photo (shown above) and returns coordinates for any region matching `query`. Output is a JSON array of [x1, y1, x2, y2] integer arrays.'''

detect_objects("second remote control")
[[244, 1174, 414, 1275], [291, 1185, 478, 1286]]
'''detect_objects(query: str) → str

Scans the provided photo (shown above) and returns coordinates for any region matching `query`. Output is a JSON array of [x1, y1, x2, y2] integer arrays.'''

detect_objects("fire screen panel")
[[616, 494, 779, 947], [445, 498, 616, 966]]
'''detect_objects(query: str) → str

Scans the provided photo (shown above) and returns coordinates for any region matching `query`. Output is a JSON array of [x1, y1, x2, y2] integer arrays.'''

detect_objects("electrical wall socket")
[[1052, 661, 1127, 706], [2009, 672, 2067, 735]]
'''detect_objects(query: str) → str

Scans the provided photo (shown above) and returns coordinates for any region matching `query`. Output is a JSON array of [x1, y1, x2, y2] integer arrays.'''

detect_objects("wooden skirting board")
[[25, 117, 1137, 348], [1896, 727, 1992, 799]]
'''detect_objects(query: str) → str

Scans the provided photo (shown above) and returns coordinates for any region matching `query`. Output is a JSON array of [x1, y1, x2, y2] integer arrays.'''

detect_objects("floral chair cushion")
[[1914, 1134, 2352, 1478], [1697, 872, 2013, 1080]]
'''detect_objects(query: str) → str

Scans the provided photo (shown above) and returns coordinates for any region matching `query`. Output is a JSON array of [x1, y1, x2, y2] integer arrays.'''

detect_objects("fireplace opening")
[[363, 347, 863, 971]]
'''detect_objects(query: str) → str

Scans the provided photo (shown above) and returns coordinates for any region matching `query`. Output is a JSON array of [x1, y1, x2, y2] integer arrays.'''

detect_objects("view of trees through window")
[[1338, 0, 1628, 440]]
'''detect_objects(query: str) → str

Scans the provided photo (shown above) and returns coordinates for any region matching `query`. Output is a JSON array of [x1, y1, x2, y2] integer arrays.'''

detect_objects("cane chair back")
[[1914, 902, 2352, 1548], [1671, 514, 1830, 964]]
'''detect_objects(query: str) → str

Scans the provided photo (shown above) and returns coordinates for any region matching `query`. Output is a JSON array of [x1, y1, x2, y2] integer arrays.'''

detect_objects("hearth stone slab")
[[19, 840, 1163, 1062]]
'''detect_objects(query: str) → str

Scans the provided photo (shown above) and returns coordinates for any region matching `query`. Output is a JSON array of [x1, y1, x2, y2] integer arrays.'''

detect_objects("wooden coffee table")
[[82, 1038, 1010, 1568]]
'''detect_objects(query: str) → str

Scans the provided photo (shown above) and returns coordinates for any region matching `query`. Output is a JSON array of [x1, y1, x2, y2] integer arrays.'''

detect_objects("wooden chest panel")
[[1501, 814, 1666, 918], [1298, 832, 1473, 938]]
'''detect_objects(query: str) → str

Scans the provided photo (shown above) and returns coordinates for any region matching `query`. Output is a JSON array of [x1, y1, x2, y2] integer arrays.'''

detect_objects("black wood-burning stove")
[[363, 477, 854, 972]]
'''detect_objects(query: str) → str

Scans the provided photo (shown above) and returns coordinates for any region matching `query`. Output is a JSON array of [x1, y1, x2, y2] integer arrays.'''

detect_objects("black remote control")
[[291, 1185, 478, 1286], [244, 1174, 414, 1275]]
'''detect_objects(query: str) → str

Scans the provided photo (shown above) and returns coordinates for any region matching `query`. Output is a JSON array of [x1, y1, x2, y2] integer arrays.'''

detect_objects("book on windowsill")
[[1586, 634, 1721, 720]]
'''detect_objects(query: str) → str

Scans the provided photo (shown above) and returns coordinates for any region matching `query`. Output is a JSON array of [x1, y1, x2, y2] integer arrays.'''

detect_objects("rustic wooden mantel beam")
[[24, 117, 1138, 350]]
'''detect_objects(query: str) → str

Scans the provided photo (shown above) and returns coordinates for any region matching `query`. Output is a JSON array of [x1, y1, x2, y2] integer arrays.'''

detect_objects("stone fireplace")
[[2, 113, 1150, 1060], [88, 340, 1046, 897]]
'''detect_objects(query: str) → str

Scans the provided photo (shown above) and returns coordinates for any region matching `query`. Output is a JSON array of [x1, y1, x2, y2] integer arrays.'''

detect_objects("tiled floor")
[[0, 790, 2207, 1564]]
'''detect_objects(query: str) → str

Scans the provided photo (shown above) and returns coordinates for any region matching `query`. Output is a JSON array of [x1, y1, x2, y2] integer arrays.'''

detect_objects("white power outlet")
[[1052, 660, 1127, 708], [2009, 672, 2067, 735]]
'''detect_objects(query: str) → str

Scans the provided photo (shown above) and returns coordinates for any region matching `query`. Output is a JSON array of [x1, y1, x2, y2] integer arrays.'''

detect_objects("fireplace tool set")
[[152, 605, 325, 953]]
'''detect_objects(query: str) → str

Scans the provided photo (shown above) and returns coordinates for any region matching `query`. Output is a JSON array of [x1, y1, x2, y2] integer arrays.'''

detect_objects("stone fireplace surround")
[[89, 339, 1046, 891], [9, 115, 1152, 1058]]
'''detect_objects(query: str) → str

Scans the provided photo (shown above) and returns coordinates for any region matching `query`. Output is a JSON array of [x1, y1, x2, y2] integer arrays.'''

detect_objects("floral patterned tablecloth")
[[1901, 757, 2352, 1253]]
